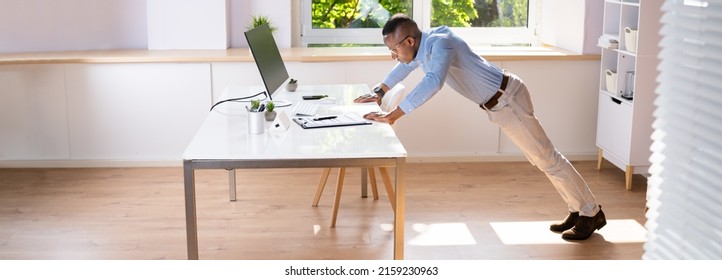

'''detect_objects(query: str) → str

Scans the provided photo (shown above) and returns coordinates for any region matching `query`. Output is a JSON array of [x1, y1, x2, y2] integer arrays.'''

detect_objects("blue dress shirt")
[[382, 26, 505, 114]]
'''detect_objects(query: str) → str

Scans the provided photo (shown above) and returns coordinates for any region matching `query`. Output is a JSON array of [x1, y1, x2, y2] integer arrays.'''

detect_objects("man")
[[357, 14, 605, 240]]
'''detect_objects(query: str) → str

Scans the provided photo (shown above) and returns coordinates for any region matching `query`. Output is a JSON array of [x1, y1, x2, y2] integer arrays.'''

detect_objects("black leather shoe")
[[550, 211, 579, 232], [561, 206, 606, 240]]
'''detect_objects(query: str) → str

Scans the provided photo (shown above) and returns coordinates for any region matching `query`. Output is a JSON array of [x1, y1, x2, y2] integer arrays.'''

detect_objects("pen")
[[313, 116, 337, 121]]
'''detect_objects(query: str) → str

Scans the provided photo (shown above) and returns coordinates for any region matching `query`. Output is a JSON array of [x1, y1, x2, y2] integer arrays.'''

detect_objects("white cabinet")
[[0, 63, 211, 166], [0, 64, 70, 160], [596, 0, 662, 190], [64, 63, 211, 161]]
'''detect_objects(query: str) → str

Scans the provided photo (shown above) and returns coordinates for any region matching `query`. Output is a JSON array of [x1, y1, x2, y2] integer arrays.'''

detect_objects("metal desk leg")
[[361, 167, 368, 198], [394, 158, 406, 260], [183, 160, 199, 260], [228, 169, 236, 202]]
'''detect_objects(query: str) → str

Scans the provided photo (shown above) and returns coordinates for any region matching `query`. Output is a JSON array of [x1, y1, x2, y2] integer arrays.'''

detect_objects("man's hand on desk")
[[363, 108, 405, 125], [354, 93, 381, 105]]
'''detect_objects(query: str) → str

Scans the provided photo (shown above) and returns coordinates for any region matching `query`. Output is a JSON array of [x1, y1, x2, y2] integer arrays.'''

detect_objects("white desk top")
[[183, 84, 407, 160]]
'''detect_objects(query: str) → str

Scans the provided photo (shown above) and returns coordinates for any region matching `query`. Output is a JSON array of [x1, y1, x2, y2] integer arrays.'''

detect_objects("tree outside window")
[[466, 0, 528, 27], [311, 0, 528, 30], [311, 0, 412, 29], [302, 0, 536, 46]]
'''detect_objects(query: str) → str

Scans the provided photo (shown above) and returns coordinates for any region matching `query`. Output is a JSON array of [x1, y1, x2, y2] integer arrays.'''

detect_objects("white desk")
[[182, 84, 408, 260]]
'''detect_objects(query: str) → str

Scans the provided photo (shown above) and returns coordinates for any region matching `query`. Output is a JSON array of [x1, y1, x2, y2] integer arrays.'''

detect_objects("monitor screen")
[[244, 24, 289, 100]]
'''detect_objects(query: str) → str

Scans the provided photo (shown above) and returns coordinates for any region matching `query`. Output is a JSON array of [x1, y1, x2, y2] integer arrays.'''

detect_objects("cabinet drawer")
[[596, 93, 632, 160]]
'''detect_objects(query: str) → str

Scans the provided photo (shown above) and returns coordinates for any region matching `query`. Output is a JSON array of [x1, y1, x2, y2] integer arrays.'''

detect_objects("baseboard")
[[0, 159, 183, 168], [0, 153, 598, 168], [406, 153, 598, 163]]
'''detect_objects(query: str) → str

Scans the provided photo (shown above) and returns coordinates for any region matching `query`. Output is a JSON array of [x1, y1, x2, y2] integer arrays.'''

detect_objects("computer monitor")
[[244, 24, 290, 101]]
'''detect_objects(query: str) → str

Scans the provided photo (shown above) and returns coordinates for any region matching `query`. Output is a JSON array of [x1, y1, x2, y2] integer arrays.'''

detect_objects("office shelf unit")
[[596, 0, 662, 190]]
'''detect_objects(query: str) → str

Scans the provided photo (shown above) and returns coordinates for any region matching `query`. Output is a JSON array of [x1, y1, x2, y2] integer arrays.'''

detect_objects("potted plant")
[[264, 101, 277, 121], [247, 99, 264, 134], [247, 15, 277, 33], [286, 78, 298, 92]]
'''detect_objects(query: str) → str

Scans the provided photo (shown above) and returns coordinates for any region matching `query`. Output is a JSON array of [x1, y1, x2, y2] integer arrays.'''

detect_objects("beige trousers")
[[484, 72, 600, 217]]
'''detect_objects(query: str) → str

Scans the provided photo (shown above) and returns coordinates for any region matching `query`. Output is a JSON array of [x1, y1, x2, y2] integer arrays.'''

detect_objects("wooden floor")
[[0, 161, 648, 260]]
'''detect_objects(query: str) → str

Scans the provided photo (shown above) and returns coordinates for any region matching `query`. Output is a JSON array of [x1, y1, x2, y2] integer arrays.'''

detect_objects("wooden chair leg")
[[368, 167, 380, 200], [312, 168, 332, 207], [379, 167, 396, 212], [314, 166, 391, 227], [597, 147, 604, 170], [330, 167, 346, 228]]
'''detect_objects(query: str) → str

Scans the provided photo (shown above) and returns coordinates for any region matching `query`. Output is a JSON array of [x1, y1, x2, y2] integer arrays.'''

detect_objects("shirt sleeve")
[[382, 61, 417, 91], [398, 37, 453, 114]]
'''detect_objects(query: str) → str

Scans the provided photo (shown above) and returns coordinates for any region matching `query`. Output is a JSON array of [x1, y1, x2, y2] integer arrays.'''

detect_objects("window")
[[301, 0, 538, 47]]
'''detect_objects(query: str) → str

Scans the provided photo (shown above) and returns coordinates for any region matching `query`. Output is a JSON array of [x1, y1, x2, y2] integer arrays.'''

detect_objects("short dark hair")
[[382, 13, 419, 36]]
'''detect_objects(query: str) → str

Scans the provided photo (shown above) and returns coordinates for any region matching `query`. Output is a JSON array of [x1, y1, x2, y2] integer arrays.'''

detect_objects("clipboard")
[[293, 114, 372, 129]]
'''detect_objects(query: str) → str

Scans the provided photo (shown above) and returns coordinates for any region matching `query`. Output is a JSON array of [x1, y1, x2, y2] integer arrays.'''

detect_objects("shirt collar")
[[413, 31, 430, 64]]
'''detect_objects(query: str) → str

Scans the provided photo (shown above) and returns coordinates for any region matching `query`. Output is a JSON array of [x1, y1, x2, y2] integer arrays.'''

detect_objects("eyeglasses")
[[390, 35, 412, 54]]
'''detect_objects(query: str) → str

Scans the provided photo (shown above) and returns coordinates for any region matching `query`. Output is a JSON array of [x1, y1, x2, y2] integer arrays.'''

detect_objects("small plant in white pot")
[[264, 101, 277, 121]]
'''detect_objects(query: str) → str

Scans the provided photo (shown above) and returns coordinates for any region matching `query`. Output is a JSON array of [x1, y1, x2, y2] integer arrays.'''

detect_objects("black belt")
[[480, 72, 510, 110]]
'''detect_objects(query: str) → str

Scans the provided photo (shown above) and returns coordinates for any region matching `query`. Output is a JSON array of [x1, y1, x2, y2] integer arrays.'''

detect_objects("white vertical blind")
[[644, 0, 722, 259]]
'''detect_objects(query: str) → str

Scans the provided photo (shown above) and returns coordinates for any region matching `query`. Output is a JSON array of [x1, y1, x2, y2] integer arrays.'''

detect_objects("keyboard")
[[293, 101, 320, 116]]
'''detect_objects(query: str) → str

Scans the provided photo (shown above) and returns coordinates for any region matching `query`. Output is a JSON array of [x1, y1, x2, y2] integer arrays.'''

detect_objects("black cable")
[[209, 91, 267, 112]]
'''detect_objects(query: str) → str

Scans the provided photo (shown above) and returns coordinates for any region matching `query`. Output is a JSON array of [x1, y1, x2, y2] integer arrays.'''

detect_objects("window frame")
[[301, 0, 539, 47]]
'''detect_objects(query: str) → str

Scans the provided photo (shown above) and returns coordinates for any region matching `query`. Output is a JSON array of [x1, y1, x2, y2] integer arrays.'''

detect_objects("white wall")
[[1, 0, 597, 53], [147, 0, 229, 50], [0, 0, 148, 53], [539, 0, 603, 54], [0, 0, 292, 53], [582, 0, 604, 54], [228, 0, 293, 48]]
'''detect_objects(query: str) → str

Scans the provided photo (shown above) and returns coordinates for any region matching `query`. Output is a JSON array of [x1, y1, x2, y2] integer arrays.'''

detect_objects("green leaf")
[[248, 15, 278, 33], [250, 99, 261, 110]]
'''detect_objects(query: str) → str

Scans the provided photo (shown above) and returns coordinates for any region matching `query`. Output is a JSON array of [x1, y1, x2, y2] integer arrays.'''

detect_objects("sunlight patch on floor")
[[379, 223, 394, 231], [490, 219, 647, 245], [313, 224, 321, 235], [408, 223, 477, 246]]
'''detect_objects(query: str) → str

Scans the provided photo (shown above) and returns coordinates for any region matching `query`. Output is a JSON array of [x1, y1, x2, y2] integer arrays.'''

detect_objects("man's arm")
[[355, 61, 417, 104], [366, 38, 453, 125], [397, 38, 453, 114]]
